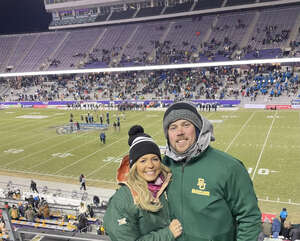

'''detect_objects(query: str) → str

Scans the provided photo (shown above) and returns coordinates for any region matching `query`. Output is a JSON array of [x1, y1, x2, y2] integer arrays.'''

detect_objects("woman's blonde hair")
[[127, 162, 170, 212]]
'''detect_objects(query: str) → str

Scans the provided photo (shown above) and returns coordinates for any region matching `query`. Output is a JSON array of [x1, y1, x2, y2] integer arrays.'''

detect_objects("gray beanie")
[[163, 102, 203, 138]]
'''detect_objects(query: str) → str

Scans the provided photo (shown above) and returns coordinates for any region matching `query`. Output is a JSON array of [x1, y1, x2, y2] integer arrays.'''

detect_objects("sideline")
[[251, 111, 277, 181]]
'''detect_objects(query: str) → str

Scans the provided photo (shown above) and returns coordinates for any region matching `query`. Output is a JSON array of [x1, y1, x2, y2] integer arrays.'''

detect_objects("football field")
[[1, 107, 300, 221]]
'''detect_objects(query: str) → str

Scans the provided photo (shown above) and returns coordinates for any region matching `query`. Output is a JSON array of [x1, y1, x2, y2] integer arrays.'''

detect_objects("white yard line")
[[0, 113, 63, 134], [28, 111, 146, 170], [29, 115, 144, 169], [0, 115, 66, 147], [53, 134, 132, 175], [225, 111, 255, 152], [53, 114, 154, 175], [84, 117, 168, 178], [1, 167, 115, 184], [3, 132, 89, 167], [86, 151, 128, 177], [3, 134, 62, 154], [251, 111, 277, 181], [258, 198, 300, 206], [28, 132, 92, 169], [1, 132, 51, 150]]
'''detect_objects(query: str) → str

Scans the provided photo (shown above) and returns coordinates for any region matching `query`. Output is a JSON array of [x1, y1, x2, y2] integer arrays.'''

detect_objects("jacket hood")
[[165, 114, 215, 162], [117, 154, 131, 184]]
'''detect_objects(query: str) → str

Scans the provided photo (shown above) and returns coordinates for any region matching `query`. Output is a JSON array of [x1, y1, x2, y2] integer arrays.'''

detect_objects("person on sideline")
[[30, 180, 39, 193], [280, 207, 288, 224], [162, 101, 261, 241], [79, 174, 86, 191], [104, 125, 182, 241]]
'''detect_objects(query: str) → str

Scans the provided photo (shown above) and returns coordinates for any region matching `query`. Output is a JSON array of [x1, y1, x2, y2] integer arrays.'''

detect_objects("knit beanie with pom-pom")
[[128, 125, 161, 168]]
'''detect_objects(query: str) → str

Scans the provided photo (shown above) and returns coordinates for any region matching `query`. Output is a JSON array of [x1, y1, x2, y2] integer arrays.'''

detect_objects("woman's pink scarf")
[[148, 174, 164, 198]]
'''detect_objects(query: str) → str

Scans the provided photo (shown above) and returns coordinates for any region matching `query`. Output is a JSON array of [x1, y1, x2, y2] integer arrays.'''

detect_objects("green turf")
[[1, 108, 300, 221]]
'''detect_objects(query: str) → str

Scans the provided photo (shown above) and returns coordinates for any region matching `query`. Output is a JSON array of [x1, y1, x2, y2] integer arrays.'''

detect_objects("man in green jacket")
[[162, 101, 261, 241]]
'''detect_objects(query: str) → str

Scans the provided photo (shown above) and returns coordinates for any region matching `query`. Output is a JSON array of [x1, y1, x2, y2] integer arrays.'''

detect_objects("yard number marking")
[[103, 157, 122, 163], [248, 168, 278, 175], [51, 153, 73, 158], [4, 149, 24, 154]]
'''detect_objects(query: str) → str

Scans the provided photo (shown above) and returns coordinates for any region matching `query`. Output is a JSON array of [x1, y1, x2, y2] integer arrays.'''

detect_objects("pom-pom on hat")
[[128, 125, 161, 168]]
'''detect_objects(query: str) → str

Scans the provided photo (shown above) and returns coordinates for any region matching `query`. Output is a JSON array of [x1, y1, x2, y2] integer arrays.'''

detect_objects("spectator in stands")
[[272, 216, 281, 238], [87, 204, 94, 218], [25, 195, 35, 209], [97, 225, 105, 235], [0, 216, 5, 234], [4, 202, 10, 210], [162, 101, 261, 241], [93, 195, 100, 207], [104, 125, 182, 241], [9, 205, 19, 220], [290, 225, 300, 241], [38, 203, 50, 219], [18, 202, 25, 218], [33, 196, 40, 209], [30, 180, 39, 193], [25, 205, 36, 222], [262, 218, 272, 238], [77, 213, 89, 233], [282, 220, 292, 240], [79, 202, 88, 216]]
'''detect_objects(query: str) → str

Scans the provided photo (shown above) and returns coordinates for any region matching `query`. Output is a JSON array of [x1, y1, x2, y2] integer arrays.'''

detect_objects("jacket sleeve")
[[224, 161, 262, 241], [103, 188, 174, 241]]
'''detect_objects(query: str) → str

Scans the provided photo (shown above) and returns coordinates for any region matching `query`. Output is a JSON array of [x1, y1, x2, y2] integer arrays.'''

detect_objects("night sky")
[[0, 0, 52, 35]]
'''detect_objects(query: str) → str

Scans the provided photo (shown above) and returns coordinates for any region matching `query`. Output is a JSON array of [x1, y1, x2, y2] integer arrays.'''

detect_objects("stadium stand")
[[1, 2, 300, 72], [135, 6, 164, 18], [109, 9, 136, 21], [193, 0, 223, 11], [163, 1, 194, 14], [0, 64, 298, 103], [226, 0, 256, 7]]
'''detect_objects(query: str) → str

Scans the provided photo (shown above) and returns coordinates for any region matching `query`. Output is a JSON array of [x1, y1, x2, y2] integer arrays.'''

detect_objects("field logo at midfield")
[[56, 123, 108, 135]]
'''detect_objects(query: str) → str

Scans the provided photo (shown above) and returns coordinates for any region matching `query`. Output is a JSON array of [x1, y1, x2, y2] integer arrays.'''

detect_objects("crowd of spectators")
[[261, 25, 290, 46], [239, 65, 299, 101], [0, 65, 299, 103], [259, 208, 300, 241], [0, 182, 106, 237], [44, 18, 294, 68]]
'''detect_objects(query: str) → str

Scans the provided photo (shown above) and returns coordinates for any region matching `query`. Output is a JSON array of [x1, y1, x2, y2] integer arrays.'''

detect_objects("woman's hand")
[[169, 219, 183, 238]]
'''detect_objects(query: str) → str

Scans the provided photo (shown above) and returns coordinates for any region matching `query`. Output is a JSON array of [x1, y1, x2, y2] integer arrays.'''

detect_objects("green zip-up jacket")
[[163, 146, 261, 241], [103, 155, 175, 241], [104, 185, 174, 241]]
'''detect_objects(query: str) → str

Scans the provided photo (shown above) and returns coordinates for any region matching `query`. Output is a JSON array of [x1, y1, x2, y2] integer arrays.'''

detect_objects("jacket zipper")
[[181, 162, 186, 240]]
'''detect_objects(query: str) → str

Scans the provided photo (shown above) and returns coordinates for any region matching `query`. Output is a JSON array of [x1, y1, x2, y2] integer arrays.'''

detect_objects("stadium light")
[[1, 57, 300, 78]]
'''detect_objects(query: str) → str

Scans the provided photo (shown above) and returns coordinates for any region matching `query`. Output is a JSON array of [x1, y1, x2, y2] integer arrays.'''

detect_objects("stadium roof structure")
[[45, 0, 300, 30], [1, 57, 300, 78]]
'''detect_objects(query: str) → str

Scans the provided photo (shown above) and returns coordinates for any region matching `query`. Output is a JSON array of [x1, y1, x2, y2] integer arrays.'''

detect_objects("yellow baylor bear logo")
[[192, 178, 210, 196], [197, 178, 206, 190]]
